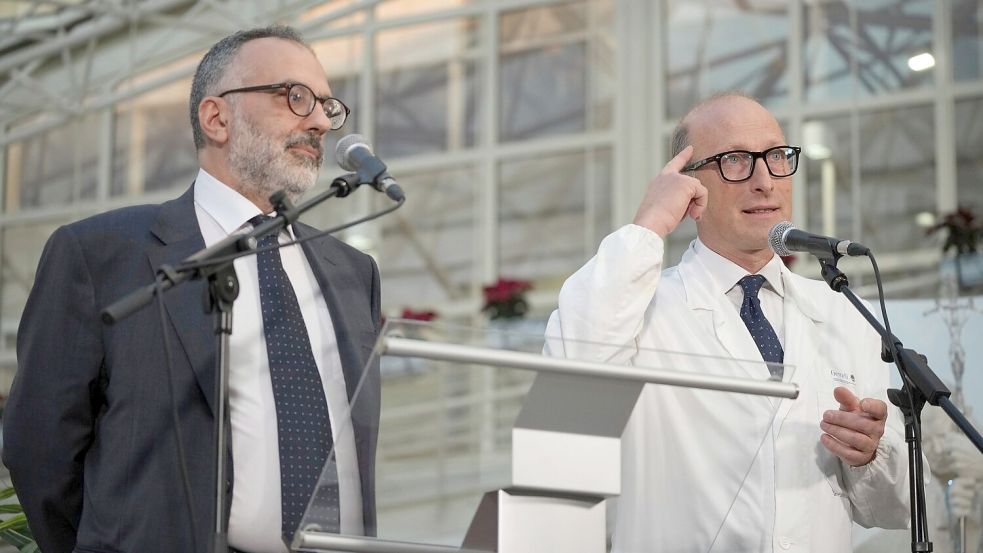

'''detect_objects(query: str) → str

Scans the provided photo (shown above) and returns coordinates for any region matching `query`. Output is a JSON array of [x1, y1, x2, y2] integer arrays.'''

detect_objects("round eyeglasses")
[[218, 82, 350, 130], [682, 145, 802, 182]]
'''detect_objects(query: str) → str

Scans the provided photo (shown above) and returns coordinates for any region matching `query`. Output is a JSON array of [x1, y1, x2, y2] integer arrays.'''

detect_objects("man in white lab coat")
[[544, 92, 912, 552]]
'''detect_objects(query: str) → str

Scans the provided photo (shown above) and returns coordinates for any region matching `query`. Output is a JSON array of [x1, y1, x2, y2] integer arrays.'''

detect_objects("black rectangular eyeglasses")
[[682, 145, 802, 182]]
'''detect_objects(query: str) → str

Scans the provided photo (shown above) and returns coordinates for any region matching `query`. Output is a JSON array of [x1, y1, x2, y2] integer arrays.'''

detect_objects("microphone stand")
[[101, 172, 370, 553], [815, 257, 983, 553]]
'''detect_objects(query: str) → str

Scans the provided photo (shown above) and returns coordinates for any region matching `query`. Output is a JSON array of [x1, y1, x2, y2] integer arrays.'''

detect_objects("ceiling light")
[[915, 211, 936, 228], [908, 52, 935, 72]]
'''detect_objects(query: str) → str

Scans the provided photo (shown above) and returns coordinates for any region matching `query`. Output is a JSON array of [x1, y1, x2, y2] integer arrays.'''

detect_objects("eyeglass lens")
[[719, 147, 798, 181], [286, 84, 347, 130]]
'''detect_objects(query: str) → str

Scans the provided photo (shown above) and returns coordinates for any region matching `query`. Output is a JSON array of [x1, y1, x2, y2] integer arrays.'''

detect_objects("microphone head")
[[769, 221, 795, 256], [334, 134, 370, 171]]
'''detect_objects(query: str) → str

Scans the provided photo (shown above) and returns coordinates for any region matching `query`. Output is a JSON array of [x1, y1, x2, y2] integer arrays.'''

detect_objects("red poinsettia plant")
[[927, 207, 982, 255], [482, 277, 532, 320], [400, 308, 437, 321]]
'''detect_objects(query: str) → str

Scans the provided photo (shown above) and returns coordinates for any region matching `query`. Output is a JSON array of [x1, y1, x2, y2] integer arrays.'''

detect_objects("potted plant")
[[0, 486, 37, 553], [481, 278, 532, 320], [927, 207, 983, 289]]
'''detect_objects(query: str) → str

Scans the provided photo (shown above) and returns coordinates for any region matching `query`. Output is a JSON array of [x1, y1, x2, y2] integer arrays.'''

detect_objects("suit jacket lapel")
[[293, 225, 364, 403], [146, 184, 216, 414], [293, 224, 380, 534]]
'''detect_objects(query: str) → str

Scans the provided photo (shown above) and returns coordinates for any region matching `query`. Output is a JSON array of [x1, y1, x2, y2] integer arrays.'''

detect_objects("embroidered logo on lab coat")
[[830, 370, 856, 386]]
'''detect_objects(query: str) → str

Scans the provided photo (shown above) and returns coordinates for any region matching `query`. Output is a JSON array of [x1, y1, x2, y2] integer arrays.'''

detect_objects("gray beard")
[[226, 114, 322, 205]]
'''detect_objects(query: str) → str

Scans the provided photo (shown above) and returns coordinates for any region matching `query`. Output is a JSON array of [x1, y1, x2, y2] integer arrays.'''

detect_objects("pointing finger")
[[687, 182, 709, 221], [661, 145, 694, 175]]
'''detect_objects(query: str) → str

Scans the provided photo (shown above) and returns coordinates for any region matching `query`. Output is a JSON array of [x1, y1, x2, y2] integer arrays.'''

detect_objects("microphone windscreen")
[[769, 221, 795, 256], [334, 133, 369, 170]]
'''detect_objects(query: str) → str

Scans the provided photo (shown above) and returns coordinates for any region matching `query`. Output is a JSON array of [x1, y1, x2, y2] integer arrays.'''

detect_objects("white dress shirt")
[[193, 169, 363, 553], [693, 238, 786, 348]]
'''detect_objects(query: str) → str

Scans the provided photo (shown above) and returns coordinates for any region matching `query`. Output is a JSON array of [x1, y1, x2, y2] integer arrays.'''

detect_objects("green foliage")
[[0, 487, 36, 553]]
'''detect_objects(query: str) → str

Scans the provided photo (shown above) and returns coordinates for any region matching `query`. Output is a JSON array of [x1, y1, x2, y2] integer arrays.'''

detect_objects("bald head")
[[670, 91, 766, 158], [671, 91, 792, 272]]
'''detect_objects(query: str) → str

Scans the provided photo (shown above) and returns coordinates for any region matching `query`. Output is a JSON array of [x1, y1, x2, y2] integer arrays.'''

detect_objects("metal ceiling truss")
[[0, 0, 369, 147]]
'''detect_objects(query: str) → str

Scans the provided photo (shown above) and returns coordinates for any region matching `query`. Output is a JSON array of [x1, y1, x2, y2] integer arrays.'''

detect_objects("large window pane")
[[500, 43, 586, 141], [499, 1, 614, 141], [805, 0, 934, 102], [0, 220, 67, 339], [299, 1, 367, 28], [5, 114, 100, 212], [664, 1, 789, 119], [375, 18, 481, 159], [804, 1, 855, 101], [953, 0, 983, 81], [377, 0, 478, 20], [955, 97, 983, 211], [313, 35, 363, 166], [802, 116, 854, 238], [498, 148, 611, 280], [113, 79, 196, 197], [859, 105, 935, 253], [500, 2, 588, 46], [375, 165, 476, 307]]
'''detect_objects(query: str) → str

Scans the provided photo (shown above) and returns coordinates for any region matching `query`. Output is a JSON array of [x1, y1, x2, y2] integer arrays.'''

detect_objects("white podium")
[[292, 320, 797, 553]]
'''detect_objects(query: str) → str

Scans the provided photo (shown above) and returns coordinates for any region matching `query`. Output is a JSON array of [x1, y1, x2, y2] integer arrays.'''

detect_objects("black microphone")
[[334, 134, 405, 201], [769, 221, 869, 260]]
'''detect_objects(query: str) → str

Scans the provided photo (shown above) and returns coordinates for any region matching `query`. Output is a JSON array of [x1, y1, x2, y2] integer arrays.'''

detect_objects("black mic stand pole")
[[102, 174, 361, 553], [205, 259, 238, 553], [816, 258, 983, 553]]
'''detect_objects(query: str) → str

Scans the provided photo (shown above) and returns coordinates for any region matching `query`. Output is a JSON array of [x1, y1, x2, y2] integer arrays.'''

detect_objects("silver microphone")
[[334, 134, 404, 201], [769, 221, 869, 259]]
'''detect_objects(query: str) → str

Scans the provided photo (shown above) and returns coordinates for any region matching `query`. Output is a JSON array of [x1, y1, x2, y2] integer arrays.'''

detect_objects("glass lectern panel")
[[293, 319, 798, 553]]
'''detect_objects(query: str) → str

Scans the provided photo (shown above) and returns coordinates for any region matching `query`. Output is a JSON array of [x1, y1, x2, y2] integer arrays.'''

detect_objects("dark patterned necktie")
[[737, 275, 784, 379], [249, 215, 340, 542]]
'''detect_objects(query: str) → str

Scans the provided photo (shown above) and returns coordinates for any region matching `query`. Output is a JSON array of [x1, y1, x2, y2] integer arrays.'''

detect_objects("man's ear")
[[198, 97, 230, 146]]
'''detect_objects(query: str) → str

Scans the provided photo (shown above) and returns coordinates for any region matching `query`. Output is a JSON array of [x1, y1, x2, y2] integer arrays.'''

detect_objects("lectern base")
[[461, 489, 606, 553]]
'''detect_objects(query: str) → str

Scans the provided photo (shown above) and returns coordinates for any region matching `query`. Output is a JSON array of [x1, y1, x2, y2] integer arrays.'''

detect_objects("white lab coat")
[[544, 225, 913, 553]]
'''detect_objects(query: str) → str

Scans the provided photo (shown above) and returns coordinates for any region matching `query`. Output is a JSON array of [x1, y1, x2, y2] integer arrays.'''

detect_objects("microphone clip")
[[330, 172, 362, 198], [818, 258, 849, 292]]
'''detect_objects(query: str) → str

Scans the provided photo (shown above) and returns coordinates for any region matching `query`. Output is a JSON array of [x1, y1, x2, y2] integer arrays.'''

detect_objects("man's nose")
[[749, 157, 775, 192]]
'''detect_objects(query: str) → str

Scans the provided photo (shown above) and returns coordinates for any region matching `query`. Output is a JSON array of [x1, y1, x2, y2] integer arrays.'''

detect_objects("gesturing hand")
[[632, 145, 709, 238], [819, 386, 888, 467]]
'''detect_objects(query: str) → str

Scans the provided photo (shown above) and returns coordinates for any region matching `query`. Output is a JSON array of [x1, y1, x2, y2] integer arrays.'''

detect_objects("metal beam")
[[0, 0, 194, 75]]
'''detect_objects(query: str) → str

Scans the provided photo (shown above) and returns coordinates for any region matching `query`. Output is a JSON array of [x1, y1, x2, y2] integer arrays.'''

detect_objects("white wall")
[[854, 295, 983, 553]]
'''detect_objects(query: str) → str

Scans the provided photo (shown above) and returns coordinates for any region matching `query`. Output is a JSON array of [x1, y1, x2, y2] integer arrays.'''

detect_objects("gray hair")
[[670, 90, 762, 158], [189, 25, 311, 150]]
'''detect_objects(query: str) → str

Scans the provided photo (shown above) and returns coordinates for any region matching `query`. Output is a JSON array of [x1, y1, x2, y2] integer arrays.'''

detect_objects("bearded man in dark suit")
[[4, 25, 381, 553]]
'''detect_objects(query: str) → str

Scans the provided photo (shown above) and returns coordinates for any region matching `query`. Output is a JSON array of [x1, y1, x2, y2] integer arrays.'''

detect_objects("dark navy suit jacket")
[[3, 185, 381, 553]]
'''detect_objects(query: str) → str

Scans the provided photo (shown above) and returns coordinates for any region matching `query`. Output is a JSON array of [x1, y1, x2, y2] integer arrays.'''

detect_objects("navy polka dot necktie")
[[737, 275, 784, 379], [250, 215, 340, 542]]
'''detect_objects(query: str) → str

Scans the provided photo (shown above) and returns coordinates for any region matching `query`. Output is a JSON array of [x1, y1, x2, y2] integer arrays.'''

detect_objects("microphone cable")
[[155, 276, 199, 553], [152, 191, 404, 550], [865, 250, 924, 481]]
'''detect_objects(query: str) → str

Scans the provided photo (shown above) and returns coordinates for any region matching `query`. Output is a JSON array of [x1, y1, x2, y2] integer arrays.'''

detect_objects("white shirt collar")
[[193, 168, 265, 234], [692, 237, 786, 298]]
